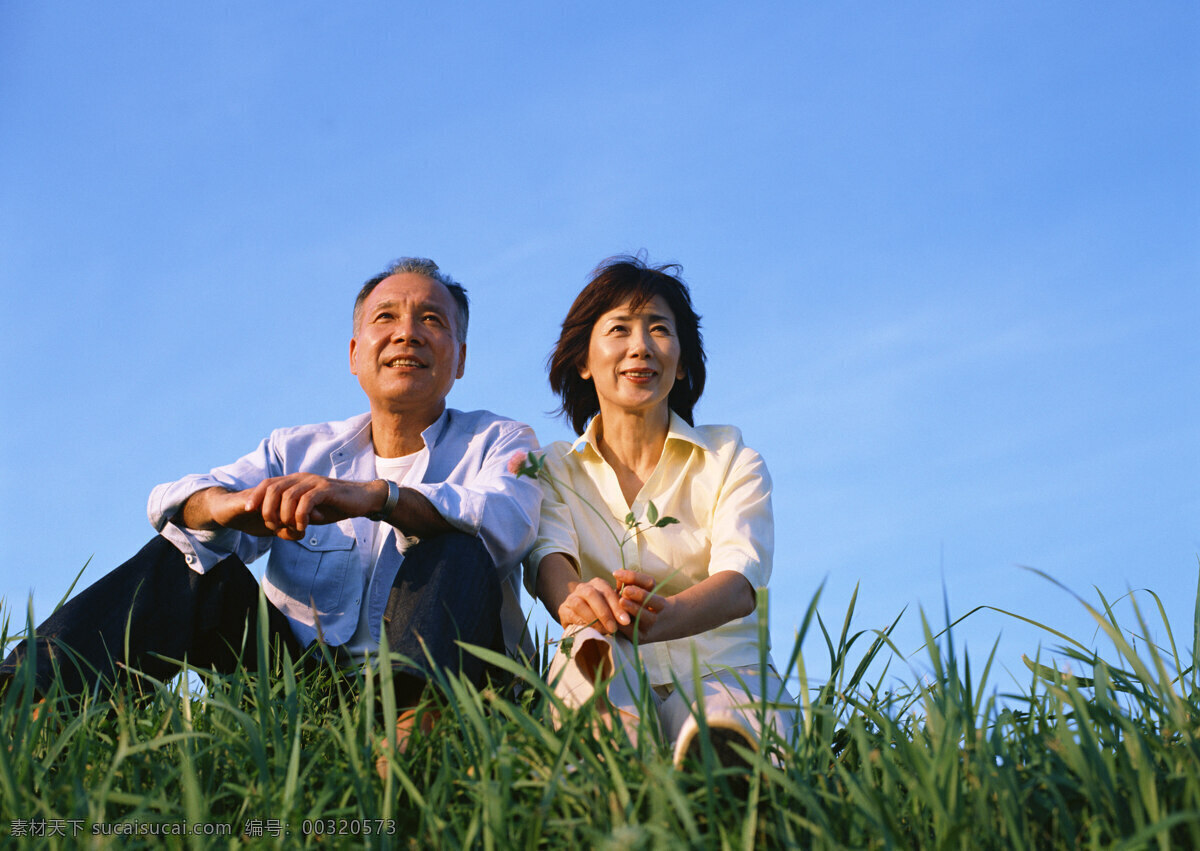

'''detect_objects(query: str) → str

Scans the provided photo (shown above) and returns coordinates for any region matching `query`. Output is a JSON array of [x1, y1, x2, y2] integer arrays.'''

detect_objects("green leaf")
[[514, 452, 545, 478], [646, 501, 659, 525], [1021, 654, 1096, 687], [624, 511, 637, 528], [655, 516, 680, 528]]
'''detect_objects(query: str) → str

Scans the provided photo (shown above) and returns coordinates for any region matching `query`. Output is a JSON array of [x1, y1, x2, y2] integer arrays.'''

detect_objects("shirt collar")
[[664, 410, 714, 453], [570, 410, 713, 456], [340, 413, 374, 455], [347, 408, 452, 458], [420, 407, 453, 450]]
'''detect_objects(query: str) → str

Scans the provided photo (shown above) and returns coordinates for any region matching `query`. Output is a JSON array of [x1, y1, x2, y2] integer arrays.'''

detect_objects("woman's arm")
[[613, 568, 755, 644]]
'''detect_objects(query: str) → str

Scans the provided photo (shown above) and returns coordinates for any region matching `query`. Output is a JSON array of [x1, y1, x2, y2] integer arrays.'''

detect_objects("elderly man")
[[1, 257, 541, 714]]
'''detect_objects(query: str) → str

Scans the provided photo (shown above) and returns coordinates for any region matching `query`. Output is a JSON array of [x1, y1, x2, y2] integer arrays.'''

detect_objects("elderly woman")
[[523, 255, 796, 766]]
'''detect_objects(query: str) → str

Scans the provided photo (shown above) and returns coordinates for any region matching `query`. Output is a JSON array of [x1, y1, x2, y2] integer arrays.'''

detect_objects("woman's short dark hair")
[[549, 255, 706, 435]]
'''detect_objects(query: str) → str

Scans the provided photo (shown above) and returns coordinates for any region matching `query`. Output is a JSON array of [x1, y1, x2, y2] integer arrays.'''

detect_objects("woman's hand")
[[612, 569, 669, 642], [614, 570, 756, 645], [557, 576, 631, 634], [537, 556, 754, 645]]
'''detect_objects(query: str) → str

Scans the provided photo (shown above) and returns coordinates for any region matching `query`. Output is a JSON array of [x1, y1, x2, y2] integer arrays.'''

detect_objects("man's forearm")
[[382, 487, 456, 538], [176, 479, 454, 540], [175, 486, 232, 531]]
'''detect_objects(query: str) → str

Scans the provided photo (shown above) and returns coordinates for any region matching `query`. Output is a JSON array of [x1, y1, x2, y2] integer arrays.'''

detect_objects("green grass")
[[3, 572, 1200, 850]]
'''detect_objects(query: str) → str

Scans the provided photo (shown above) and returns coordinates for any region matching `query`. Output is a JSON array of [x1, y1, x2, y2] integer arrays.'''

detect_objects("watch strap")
[[367, 478, 400, 522]]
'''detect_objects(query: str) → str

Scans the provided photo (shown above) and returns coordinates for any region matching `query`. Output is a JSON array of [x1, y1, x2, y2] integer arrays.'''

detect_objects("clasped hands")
[[557, 569, 669, 643], [200, 474, 389, 541]]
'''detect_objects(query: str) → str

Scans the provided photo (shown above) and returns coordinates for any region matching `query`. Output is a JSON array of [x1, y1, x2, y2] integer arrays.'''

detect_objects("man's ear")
[[456, 342, 467, 379], [349, 337, 359, 375]]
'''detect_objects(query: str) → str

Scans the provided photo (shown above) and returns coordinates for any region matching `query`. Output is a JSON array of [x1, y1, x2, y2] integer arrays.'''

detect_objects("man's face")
[[350, 272, 466, 422]]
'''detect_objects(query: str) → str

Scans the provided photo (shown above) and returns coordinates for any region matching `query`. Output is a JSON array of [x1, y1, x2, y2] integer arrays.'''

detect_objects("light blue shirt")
[[148, 409, 541, 654]]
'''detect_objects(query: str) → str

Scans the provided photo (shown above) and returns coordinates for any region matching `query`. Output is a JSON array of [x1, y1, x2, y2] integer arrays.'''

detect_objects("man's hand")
[[183, 476, 387, 541], [241, 474, 385, 539]]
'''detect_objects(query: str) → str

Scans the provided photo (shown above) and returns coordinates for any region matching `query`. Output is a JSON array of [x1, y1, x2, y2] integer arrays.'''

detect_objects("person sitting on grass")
[[1, 257, 541, 753], [521, 255, 796, 767]]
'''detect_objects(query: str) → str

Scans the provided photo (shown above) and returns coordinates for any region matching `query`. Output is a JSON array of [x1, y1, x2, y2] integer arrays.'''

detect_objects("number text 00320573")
[[301, 818, 397, 836]]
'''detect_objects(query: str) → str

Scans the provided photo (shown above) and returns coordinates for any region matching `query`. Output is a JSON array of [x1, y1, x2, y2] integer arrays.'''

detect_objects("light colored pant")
[[547, 625, 798, 761]]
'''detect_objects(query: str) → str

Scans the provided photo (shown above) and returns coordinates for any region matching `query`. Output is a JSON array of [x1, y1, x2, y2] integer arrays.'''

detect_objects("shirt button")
[[309, 537, 319, 545], [184, 554, 195, 564]]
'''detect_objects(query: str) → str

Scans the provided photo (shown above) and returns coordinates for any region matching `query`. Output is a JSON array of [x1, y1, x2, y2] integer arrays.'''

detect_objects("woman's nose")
[[628, 328, 652, 356]]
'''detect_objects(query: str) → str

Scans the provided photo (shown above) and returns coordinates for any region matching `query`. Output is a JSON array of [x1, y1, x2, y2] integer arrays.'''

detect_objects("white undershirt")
[[342, 451, 420, 660]]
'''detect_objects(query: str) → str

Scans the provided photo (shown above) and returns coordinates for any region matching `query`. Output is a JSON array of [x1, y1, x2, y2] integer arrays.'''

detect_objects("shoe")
[[672, 713, 756, 770], [375, 707, 439, 779]]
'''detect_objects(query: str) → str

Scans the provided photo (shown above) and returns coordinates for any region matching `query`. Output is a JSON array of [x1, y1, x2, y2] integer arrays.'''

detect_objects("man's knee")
[[415, 532, 490, 563], [383, 533, 503, 671], [403, 533, 497, 592]]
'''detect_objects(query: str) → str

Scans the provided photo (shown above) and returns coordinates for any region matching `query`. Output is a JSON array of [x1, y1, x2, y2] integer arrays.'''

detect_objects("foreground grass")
[[3, 575, 1200, 849]]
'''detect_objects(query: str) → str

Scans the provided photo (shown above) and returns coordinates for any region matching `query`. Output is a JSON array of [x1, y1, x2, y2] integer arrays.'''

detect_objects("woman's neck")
[[594, 404, 671, 506]]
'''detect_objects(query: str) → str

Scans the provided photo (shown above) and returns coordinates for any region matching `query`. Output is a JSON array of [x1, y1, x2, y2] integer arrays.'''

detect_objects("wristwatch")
[[367, 478, 400, 522]]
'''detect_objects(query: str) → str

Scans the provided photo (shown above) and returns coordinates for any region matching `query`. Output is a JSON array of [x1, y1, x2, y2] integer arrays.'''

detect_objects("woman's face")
[[581, 294, 685, 419]]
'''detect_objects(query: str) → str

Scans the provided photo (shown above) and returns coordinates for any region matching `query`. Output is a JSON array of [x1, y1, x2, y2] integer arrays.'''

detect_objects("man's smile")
[[385, 356, 427, 369]]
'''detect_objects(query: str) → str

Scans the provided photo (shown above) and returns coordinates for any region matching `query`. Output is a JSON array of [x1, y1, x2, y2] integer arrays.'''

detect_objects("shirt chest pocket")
[[268, 527, 356, 615], [640, 526, 711, 595]]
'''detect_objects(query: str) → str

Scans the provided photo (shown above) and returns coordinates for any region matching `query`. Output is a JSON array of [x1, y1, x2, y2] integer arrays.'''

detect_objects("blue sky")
[[2, 3, 1197, 691]]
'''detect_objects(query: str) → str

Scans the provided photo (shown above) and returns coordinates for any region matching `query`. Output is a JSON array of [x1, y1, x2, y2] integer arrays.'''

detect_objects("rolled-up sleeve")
[[147, 437, 280, 573], [707, 447, 773, 589], [408, 424, 542, 581]]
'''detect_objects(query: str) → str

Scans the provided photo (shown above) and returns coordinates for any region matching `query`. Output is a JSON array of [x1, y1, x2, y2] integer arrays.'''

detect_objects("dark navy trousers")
[[1, 532, 503, 697]]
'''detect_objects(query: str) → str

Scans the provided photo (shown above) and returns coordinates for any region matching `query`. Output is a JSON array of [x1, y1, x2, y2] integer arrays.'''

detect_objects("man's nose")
[[391, 315, 424, 344]]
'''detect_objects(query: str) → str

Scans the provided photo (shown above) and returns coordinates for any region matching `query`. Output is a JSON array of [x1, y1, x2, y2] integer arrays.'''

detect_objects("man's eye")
[[423, 315, 444, 325], [374, 312, 394, 322]]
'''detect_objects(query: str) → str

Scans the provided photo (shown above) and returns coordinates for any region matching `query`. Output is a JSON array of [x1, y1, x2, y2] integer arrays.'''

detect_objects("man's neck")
[[369, 403, 446, 457]]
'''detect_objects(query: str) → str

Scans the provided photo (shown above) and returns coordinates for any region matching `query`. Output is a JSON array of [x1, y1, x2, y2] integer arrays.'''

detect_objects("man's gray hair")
[[352, 257, 470, 342]]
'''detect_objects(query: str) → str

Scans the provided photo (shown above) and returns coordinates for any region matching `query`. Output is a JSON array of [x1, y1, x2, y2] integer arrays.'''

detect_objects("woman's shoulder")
[[539, 438, 580, 459], [684, 421, 757, 455], [686, 421, 770, 474], [691, 422, 744, 444], [535, 439, 587, 474]]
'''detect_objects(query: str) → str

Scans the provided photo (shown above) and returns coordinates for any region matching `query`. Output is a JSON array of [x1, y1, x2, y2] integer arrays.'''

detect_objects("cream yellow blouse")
[[525, 411, 775, 686]]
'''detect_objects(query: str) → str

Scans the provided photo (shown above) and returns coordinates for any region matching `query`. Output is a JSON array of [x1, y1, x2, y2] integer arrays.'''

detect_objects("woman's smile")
[[621, 367, 658, 383]]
